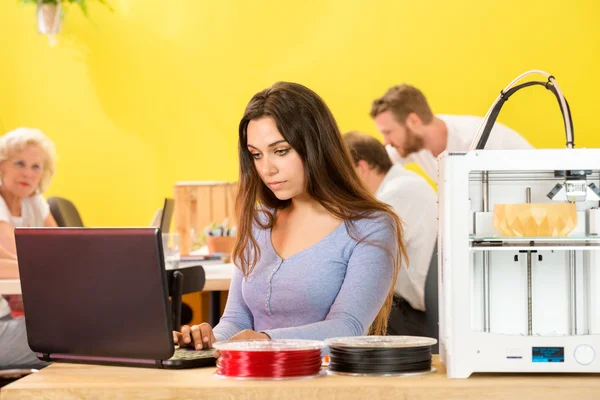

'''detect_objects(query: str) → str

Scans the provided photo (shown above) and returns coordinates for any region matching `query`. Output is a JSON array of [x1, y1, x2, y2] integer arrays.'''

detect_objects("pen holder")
[[206, 235, 235, 255]]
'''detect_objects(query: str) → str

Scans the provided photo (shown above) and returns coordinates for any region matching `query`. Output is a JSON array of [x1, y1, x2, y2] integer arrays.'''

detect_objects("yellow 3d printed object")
[[493, 203, 577, 237]]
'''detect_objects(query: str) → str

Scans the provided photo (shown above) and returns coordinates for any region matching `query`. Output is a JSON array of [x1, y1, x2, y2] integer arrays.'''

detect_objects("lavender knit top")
[[213, 212, 397, 342]]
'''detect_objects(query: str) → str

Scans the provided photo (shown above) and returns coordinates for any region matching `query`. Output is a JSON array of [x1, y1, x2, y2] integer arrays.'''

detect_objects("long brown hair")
[[232, 81, 407, 335]]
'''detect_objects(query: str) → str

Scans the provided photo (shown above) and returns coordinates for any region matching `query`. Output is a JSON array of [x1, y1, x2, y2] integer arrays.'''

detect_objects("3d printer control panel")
[[529, 345, 596, 365], [532, 347, 564, 363]]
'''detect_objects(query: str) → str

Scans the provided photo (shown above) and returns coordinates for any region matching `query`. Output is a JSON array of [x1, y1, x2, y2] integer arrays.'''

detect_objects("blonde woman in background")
[[0, 127, 57, 369]]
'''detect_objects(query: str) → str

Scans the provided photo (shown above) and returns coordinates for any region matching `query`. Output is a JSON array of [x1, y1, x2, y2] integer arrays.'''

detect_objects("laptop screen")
[[15, 228, 174, 361]]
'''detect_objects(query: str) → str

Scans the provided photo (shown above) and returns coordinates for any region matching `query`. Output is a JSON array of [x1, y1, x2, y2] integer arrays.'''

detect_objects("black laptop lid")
[[15, 228, 174, 362]]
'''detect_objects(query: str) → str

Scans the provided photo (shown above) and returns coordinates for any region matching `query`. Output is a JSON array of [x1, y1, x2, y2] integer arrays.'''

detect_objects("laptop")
[[150, 198, 175, 233], [15, 227, 216, 369]]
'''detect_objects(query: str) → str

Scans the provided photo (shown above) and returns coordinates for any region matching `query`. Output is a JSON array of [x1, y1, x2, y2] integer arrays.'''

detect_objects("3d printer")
[[438, 70, 600, 378]]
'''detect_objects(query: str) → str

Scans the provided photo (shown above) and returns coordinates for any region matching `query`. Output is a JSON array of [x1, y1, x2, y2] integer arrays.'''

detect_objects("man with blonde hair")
[[344, 131, 437, 337], [370, 84, 532, 181]]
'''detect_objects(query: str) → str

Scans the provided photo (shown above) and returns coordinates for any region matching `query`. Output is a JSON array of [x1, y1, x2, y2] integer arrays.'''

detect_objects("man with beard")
[[370, 84, 532, 182]]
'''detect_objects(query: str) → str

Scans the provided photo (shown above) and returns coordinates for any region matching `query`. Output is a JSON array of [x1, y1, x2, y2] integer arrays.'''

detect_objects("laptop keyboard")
[[170, 347, 216, 361]]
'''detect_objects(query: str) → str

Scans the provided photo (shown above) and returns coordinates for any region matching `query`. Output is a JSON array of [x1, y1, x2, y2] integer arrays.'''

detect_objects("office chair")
[[423, 242, 439, 354], [386, 242, 439, 353], [166, 265, 206, 331], [47, 197, 84, 227]]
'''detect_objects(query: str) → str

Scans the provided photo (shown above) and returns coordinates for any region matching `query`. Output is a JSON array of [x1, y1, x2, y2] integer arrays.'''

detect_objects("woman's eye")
[[251, 153, 262, 160], [275, 148, 291, 156], [14, 161, 25, 167], [32, 164, 41, 170]]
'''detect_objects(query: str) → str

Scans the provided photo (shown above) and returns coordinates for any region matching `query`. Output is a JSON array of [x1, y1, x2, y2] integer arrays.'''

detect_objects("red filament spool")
[[213, 339, 325, 379]]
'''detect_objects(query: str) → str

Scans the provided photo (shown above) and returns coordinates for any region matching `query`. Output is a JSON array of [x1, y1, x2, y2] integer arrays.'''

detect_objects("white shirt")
[[0, 193, 50, 318], [387, 114, 533, 181], [375, 164, 438, 311]]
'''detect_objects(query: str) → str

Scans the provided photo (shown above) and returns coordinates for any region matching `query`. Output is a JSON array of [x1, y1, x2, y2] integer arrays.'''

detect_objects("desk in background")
[[186, 261, 233, 292], [0, 279, 19, 296], [2, 355, 599, 399], [0, 262, 234, 327], [0, 262, 233, 296], [179, 260, 233, 326]]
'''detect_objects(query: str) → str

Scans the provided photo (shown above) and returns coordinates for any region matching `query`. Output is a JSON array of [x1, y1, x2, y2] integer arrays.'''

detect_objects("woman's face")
[[246, 117, 305, 201], [0, 144, 45, 198]]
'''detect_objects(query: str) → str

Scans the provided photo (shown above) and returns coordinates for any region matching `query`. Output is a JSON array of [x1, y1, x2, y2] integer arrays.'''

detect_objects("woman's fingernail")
[[203, 336, 209, 343], [184, 337, 190, 343], [196, 344, 202, 350]]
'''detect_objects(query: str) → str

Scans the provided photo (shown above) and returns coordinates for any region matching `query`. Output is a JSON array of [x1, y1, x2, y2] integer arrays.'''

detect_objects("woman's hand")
[[173, 323, 217, 350], [173, 325, 270, 351], [230, 329, 270, 341]]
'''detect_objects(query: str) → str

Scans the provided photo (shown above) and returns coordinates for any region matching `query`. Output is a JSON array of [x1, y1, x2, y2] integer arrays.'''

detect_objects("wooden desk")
[[2, 356, 599, 399]]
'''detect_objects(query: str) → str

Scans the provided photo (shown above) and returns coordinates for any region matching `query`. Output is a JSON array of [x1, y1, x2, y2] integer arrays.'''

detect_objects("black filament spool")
[[328, 345, 432, 375]]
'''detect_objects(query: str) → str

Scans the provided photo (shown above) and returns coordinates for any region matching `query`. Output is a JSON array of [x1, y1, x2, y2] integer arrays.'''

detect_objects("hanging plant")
[[20, 0, 112, 38]]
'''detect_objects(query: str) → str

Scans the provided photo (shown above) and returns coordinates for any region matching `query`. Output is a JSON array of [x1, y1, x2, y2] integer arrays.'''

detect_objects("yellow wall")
[[0, 0, 598, 226]]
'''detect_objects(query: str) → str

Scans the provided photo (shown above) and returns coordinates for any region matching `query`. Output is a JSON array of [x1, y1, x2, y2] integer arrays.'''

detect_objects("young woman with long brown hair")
[[175, 82, 406, 349]]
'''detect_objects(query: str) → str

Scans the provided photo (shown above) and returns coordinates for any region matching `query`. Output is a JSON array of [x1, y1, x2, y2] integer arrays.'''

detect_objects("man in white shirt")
[[344, 131, 437, 336], [370, 84, 533, 182]]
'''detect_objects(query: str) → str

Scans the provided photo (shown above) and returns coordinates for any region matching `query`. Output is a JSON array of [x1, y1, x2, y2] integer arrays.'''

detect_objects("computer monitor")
[[150, 198, 175, 233], [160, 198, 175, 234]]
